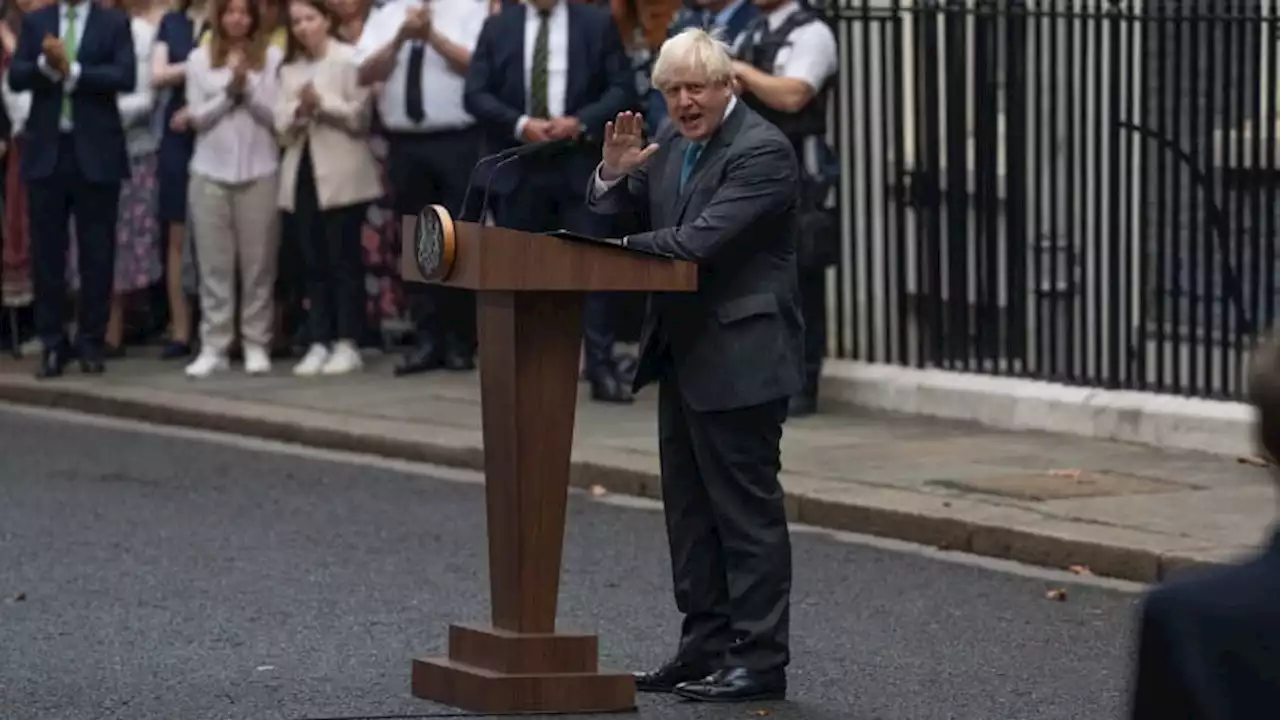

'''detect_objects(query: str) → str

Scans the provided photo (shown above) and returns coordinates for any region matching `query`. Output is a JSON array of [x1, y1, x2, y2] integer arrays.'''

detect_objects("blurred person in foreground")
[[585, 27, 803, 703], [1129, 328, 1280, 720]]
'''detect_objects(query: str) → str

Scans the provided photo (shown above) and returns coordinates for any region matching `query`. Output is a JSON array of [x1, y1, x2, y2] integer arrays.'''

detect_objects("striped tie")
[[529, 9, 550, 118]]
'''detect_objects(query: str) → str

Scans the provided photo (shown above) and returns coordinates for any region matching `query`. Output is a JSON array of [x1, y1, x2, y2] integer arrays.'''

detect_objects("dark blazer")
[[586, 101, 805, 412], [1130, 528, 1280, 720], [463, 1, 633, 191], [8, 2, 135, 182]]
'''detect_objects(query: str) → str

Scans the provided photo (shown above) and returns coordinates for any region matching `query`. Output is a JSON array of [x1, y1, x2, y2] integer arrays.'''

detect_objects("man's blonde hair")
[[651, 27, 735, 93]]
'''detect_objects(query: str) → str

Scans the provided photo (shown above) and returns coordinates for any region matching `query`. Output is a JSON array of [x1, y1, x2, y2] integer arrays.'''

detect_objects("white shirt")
[[353, 0, 490, 133], [186, 44, 282, 184], [754, 1, 837, 92], [118, 17, 158, 157], [38, 0, 92, 131], [514, 0, 567, 139]]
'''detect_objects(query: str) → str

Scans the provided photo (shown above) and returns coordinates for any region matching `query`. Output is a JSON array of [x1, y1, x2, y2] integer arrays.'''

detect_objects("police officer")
[[732, 0, 837, 416], [643, 0, 759, 134]]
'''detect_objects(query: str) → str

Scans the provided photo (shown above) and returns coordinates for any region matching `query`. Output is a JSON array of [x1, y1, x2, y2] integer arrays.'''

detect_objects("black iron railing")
[[824, 0, 1280, 400]]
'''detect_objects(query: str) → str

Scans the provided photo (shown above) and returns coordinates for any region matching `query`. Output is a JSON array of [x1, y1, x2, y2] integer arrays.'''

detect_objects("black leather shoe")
[[633, 659, 715, 694], [394, 344, 442, 377], [35, 346, 67, 379], [674, 667, 787, 703], [588, 370, 634, 404]]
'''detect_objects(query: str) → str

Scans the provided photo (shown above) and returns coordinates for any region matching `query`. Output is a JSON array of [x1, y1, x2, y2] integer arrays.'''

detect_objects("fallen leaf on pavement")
[[1068, 565, 1093, 576], [1045, 588, 1068, 601], [1048, 469, 1082, 479], [589, 485, 607, 498], [749, 711, 772, 717], [5, 592, 25, 603], [1238, 455, 1272, 467]]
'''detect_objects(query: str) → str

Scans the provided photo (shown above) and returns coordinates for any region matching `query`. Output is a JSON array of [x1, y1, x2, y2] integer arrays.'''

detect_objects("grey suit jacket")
[[586, 101, 805, 412]]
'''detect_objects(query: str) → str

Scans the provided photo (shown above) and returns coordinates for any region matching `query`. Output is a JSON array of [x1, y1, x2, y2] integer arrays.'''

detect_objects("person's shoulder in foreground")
[[1129, 328, 1280, 720]]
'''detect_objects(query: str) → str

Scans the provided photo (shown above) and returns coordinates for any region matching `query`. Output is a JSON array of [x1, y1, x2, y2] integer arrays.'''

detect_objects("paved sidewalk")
[[0, 351, 1275, 583]]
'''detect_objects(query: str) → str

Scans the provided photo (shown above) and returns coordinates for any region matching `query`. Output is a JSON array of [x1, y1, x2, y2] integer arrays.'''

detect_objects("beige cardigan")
[[274, 41, 383, 212]]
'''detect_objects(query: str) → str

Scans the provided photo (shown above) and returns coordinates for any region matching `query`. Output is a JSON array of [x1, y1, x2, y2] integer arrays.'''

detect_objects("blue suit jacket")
[[463, 2, 633, 193], [1130, 528, 1280, 720], [8, 3, 136, 183]]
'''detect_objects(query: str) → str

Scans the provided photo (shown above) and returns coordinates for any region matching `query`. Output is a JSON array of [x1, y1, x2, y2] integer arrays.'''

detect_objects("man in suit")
[[1128, 329, 1280, 719], [585, 27, 803, 703], [354, 0, 492, 377], [463, 0, 636, 403], [8, 0, 135, 378]]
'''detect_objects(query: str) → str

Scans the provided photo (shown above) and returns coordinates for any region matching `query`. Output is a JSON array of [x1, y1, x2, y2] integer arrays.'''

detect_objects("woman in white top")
[[275, 0, 380, 376], [184, 0, 283, 378]]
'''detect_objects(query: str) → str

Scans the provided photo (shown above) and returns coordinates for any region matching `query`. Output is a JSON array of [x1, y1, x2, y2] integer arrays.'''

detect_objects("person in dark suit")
[[463, 0, 636, 404], [585, 26, 803, 704], [8, 0, 135, 378], [1128, 329, 1280, 720]]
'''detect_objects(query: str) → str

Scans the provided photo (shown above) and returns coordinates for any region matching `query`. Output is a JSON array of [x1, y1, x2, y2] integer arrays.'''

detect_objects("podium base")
[[411, 624, 637, 714]]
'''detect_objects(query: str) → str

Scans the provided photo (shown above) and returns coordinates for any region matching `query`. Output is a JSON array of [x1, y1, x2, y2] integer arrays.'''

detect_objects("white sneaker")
[[185, 350, 229, 379], [293, 343, 329, 377], [321, 340, 363, 375], [243, 343, 272, 375]]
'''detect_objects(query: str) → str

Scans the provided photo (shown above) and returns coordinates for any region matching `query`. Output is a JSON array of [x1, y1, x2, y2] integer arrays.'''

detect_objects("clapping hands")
[[41, 34, 68, 75], [296, 81, 321, 119]]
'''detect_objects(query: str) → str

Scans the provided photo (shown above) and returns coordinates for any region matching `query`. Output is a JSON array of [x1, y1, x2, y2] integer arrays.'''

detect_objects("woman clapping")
[[275, 0, 381, 376]]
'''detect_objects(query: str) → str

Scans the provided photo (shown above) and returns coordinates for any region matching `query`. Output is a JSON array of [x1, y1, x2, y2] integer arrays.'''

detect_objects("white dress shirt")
[[514, 0, 567, 139], [118, 16, 158, 157], [753, 0, 837, 92], [353, 0, 490, 133], [38, 0, 91, 131], [186, 44, 282, 184]]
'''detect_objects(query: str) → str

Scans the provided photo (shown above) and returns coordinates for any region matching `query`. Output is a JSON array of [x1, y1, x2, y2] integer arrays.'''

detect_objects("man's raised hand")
[[601, 111, 658, 181]]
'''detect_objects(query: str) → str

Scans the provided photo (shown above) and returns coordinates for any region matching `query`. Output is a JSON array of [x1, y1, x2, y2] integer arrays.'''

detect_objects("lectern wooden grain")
[[401, 206, 697, 714]]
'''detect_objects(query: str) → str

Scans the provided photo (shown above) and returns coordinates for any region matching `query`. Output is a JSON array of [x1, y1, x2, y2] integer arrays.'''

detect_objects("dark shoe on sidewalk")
[[633, 659, 716, 694], [674, 667, 786, 703]]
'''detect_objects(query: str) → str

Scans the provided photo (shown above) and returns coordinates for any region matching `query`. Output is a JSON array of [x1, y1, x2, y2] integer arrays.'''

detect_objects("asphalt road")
[[0, 405, 1145, 720]]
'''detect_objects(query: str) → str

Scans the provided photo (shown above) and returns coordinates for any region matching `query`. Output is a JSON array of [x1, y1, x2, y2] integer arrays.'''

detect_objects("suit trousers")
[[657, 363, 792, 672], [798, 267, 826, 397], [291, 143, 367, 345], [386, 129, 479, 352], [188, 172, 280, 353], [29, 134, 120, 351]]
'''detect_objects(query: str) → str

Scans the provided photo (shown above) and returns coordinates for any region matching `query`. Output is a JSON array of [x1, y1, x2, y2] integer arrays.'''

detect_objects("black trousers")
[[30, 134, 120, 352], [291, 143, 367, 345], [657, 362, 792, 672], [386, 128, 480, 351], [798, 267, 826, 397], [494, 164, 618, 376]]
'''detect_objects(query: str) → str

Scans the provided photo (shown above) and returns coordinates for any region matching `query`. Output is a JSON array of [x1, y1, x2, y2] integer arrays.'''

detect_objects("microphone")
[[472, 137, 575, 226], [458, 135, 573, 222]]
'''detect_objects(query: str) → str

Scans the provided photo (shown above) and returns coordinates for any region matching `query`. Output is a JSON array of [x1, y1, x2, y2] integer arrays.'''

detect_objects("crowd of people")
[[0, 0, 838, 414]]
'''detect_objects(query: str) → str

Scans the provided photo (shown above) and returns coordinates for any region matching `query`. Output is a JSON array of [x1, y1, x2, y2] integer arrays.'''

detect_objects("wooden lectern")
[[401, 206, 697, 714]]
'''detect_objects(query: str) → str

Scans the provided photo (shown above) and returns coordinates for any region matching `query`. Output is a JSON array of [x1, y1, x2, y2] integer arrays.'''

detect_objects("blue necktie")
[[679, 142, 703, 193]]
